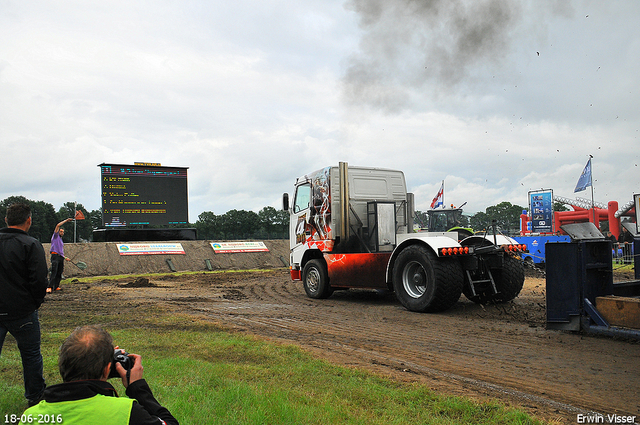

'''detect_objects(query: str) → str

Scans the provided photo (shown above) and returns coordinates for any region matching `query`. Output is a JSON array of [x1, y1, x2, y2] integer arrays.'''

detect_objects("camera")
[[108, 348, 134, 378]]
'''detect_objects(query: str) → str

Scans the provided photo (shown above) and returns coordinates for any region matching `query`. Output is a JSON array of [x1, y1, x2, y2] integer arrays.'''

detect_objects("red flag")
[[75, 210, 85, 220], [430, 182, 444, 209]]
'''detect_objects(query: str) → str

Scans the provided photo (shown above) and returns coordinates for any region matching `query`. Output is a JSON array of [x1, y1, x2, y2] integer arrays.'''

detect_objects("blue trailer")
[[512, 235, 571, 266]]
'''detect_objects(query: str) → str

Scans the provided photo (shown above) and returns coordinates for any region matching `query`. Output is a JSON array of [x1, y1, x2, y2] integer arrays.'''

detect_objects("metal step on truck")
[[282, 162, 527, 313]]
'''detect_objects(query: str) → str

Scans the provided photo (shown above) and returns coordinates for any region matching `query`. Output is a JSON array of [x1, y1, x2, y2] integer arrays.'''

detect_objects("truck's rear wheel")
[[392, 245, 463, 313], [492, 255, 525, 302], [302, 259, 332, 299]]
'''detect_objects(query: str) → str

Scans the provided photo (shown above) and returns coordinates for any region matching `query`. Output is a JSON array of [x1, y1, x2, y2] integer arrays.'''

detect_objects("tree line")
[[0, 196, 289, 242], [3, 195, 558, 242], [468, 201, 526, 235], [194, 207, 289, 240], [0, 196, 99, 243], [416, 201, 568, 236]]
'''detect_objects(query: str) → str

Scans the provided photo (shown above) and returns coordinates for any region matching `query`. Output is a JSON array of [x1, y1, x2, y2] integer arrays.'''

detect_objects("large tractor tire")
[[492, 254, 525, 302], [462, 280, 492, 305], [302, 259, 333, 299], [392, 245, 463, 313], [462, 255, 526, 304]]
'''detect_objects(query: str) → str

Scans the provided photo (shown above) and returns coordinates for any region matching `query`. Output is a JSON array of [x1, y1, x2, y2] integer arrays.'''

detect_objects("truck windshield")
[[294, 183, 311, 213], [429, 210, 463, 232]]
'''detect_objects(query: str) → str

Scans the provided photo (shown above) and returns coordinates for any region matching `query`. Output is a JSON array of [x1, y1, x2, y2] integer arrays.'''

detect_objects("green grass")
[[612, 261, 635, 273], [0, 278, 547, 424]]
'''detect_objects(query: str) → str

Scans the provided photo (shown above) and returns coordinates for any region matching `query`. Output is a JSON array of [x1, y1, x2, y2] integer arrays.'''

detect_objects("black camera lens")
[[108, 349, 134, 378]]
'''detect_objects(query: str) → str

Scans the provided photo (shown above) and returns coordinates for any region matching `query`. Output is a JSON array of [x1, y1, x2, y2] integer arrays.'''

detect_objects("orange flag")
[[75, 210, 85, 220]]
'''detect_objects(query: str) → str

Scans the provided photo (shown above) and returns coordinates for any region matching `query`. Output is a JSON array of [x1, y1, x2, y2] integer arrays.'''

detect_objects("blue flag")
[[574, 158, 592, 193]]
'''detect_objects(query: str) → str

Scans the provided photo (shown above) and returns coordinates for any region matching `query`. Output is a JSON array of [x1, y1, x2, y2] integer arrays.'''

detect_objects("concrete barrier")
[[43, 240, 290, 277]]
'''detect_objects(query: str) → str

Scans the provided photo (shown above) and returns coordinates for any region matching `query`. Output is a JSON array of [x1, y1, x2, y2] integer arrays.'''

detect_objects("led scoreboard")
[[99, 163, 189, 227]]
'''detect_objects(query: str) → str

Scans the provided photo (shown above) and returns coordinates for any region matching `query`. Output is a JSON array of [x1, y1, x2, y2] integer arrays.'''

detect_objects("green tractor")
[[425, 207, 526, 304], [425, 207, 474, 240]]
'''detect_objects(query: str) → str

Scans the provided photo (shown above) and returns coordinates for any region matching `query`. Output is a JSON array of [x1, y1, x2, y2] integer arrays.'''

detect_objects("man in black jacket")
[[618, 226, 635, 264], [23, 325, 178, 424], [0, 203, 49, 406]]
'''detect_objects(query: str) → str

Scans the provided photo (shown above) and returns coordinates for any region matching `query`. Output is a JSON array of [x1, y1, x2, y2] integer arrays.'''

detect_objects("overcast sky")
[[1, 0, 638, 223]]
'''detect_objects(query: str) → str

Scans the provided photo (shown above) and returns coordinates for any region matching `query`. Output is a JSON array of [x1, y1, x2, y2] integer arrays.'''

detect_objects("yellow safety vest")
[[20, 394, 134, 425]]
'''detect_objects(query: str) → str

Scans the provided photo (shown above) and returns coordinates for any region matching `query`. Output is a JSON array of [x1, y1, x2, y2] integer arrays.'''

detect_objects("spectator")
[[606, 231, 620, 263], [0, 203, 48, 406], [47, 218, 73, 293], [22, 325, 178, 425], [618, 227, 634, 265]]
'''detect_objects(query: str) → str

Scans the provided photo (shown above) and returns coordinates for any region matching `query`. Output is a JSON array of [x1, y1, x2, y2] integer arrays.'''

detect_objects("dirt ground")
[[44, 268, 640, 425]]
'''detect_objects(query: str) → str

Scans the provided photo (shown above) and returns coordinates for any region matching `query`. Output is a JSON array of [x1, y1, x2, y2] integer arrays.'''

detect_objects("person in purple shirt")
[[47, 218, 73, 293]]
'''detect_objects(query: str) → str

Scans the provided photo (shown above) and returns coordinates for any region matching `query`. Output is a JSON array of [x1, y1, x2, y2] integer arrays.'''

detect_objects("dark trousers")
[[49, 254, 64, 290], [0, 310, 46, 402], [622, 243, 633, 264]]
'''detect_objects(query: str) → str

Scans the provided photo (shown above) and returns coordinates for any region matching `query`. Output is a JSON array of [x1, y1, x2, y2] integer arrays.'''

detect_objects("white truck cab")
[[283, 162, 526, 313]]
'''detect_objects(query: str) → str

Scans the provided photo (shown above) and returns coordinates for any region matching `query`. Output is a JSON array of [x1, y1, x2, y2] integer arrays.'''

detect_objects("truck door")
[[290, 181, 312, 254]]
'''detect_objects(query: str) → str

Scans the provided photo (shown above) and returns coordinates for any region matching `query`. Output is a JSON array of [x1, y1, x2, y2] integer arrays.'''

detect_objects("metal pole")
[[589, 155, 594, 224], [492, 220, 497, 245], [339, 162, 350, 241]]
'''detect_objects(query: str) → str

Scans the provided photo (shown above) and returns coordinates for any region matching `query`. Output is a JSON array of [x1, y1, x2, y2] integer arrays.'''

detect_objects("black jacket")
[[40, 379, 178, 425], [0, 227, 48, 318], [618, 230, 634, 244]]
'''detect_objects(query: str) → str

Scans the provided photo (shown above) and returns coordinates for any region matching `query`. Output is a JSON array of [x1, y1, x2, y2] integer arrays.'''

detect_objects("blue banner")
[[529, 190, 553, 233]]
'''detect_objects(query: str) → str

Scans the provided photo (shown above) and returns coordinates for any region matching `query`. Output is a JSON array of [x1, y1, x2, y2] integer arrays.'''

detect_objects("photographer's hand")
[[116, 353, 143, 388]]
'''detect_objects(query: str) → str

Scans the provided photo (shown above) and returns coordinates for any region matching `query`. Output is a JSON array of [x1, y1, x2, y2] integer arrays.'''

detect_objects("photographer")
[[22, 325, 178, 424]]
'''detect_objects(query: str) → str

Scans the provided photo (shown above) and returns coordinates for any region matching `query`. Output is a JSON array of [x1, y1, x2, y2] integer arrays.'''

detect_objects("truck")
[[282, 163, 527, 313]]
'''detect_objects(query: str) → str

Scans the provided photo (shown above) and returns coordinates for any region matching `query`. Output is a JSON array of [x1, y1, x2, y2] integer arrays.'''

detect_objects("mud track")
[[48, 270, 639, 424]]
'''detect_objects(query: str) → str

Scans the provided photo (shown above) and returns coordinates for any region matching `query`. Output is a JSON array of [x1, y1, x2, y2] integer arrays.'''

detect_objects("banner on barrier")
[[210, 241, 269, 253], [117, 243, 185, 255]]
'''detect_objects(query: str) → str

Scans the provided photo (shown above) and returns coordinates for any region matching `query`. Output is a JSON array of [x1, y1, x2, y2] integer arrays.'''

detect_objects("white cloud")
[[0, 0, 638, 225]]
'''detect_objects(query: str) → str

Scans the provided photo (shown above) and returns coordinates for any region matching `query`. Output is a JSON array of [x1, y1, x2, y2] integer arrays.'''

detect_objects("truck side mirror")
[[282, 193, 289, 211]]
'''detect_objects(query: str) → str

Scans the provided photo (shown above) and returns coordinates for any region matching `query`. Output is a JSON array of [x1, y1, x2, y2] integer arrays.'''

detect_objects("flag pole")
[[442, 180, 445, 209]]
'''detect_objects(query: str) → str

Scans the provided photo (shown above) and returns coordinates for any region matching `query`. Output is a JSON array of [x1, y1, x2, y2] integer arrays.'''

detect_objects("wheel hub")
[[402, 261, 426, 298], [307, 269, 319, 292]]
